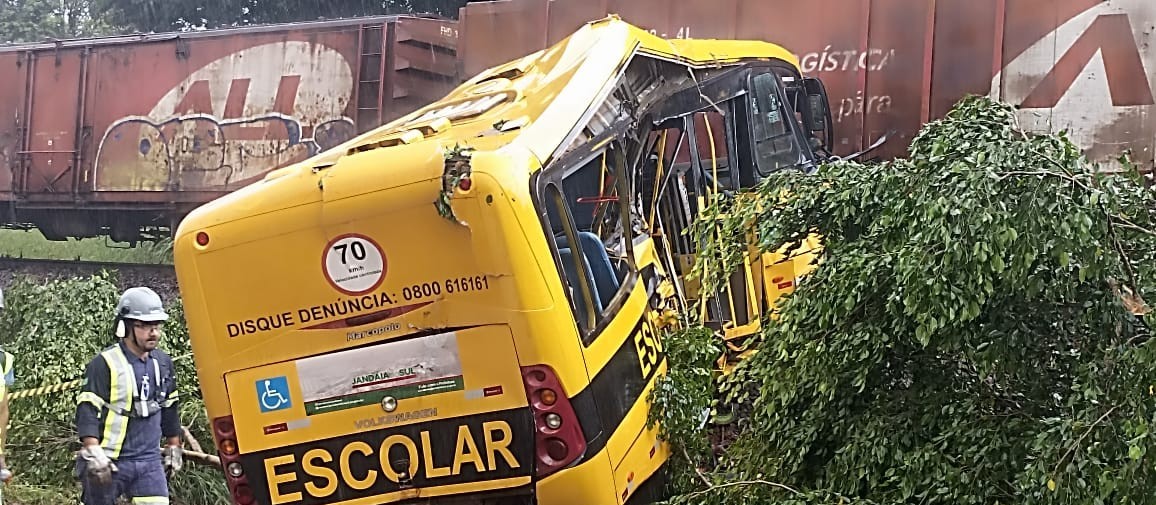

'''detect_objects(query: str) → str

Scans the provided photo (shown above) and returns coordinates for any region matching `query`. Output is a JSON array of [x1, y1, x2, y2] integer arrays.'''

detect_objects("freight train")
[[0, 15, 460, 243], [2, 0, 1152, 243]]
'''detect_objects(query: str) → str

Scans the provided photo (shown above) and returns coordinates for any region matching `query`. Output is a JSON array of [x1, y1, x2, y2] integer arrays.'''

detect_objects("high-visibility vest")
[[77, 345, 174, 459], [0, 350, 12, 457], [0, 351, 13, 398]]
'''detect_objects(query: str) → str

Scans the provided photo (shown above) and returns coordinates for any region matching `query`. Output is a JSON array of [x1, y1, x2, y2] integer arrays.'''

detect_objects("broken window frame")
[[534, 117, 649, 345]]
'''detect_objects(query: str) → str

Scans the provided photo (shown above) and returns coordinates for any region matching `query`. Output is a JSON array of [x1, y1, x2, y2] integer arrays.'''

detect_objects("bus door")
[[744, 70, 824, 317], [642, 94, 764, 359], [537, 130, 673, 502]]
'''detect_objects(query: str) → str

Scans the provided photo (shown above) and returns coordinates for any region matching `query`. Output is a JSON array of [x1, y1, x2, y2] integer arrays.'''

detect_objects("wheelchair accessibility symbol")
[[257, 376, 292, 413]]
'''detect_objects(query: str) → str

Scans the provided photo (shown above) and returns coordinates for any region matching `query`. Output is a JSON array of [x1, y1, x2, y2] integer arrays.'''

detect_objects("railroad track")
[[0, 256, 175, 273], [1, 256, 181, 300]]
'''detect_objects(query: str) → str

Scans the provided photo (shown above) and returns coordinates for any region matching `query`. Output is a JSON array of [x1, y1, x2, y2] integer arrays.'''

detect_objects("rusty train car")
[[3, 0, 1154, 242], [0, 15, 459, 242], [460, 0, 1156, 169]]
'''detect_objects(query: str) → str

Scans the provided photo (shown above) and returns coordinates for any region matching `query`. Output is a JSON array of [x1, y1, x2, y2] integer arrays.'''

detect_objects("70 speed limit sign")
[[322, 234, 386, 295]]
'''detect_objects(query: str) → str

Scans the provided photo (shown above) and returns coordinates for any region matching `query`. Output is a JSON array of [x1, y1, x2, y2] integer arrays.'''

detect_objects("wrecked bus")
[[173, 15, 831, 505]]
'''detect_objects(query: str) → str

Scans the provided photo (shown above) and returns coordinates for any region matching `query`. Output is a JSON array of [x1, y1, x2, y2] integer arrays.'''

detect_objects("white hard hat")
[[116, 287, 168, 322]]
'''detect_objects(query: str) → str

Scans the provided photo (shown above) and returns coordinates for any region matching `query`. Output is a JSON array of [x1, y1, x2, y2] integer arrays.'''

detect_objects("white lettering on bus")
[[346, 322, 401, 342]]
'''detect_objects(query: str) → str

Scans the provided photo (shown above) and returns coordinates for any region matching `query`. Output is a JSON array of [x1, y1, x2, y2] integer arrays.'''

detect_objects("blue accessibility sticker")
[[257, 376, 292, 413]]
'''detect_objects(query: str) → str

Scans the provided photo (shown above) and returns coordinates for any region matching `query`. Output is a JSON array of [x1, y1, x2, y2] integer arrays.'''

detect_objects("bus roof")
[[175, 16, 799, 237]]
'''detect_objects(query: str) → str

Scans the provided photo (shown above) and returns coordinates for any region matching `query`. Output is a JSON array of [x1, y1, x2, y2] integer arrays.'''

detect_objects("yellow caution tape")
[[2, 354, 188, 401], [7, 379, 83, 400]]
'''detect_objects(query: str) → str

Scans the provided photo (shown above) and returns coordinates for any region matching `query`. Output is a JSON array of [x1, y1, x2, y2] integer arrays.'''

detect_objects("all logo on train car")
[[322, 234, 387, 295]]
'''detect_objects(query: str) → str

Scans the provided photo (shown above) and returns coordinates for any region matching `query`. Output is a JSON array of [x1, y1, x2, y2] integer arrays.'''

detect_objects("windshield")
[[750, 72, 807, 174]]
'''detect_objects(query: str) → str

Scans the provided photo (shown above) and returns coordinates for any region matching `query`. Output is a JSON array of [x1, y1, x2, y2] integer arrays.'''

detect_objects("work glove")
[[79, 444, 116, 486], [0, 458, 13, 483], [162, 445, 183, 476]]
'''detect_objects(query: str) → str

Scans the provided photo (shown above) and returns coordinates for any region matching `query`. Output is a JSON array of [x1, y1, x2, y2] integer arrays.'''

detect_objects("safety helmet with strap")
[[114, 287, 168, 338]]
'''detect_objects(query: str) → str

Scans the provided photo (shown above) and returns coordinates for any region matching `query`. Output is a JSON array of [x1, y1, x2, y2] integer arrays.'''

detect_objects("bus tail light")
[[212, 415, 254, 505], [521, 365, 586, 478]]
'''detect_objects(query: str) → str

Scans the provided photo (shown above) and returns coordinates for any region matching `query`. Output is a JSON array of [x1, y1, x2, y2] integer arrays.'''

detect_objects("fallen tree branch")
[[1051, 406, 1117, 478], [683, 447, 712, 488], [1111, 216, 1156, 238], [681, 479, 802, 501], [183, 449, 221, 468], [147, 447, 221, 469], [996, 170, 1089, 191], [182, 426, 204, 454]]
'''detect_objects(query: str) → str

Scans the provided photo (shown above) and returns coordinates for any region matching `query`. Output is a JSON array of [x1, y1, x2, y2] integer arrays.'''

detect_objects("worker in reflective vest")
[[74, 287, 183, 505], [0, 286, 13, 482]]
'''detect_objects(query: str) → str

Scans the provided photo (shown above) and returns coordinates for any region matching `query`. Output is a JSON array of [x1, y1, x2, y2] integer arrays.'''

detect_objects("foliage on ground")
[[653, 96, 1156, 504], [0, 271, 226, 505]]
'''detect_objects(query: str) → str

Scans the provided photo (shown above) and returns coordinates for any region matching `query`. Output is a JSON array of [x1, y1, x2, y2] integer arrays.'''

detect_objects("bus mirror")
[[803, 77, 834, 153]]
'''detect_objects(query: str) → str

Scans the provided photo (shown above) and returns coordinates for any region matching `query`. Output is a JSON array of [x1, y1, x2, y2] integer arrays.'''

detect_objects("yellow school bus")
[[173, 15, 831, 505]]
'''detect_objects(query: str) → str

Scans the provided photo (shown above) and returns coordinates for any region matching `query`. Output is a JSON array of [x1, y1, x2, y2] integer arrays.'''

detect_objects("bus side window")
[[641, 125, 695, 259], [547, 143, 640, 342], [691, 108, 738, 193], [544, 183, 600, 332]]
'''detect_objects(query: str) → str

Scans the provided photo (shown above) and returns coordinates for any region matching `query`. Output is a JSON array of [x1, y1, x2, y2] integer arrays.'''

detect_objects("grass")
[[0, 229, 172, 264], [2, 481, 80, 505]]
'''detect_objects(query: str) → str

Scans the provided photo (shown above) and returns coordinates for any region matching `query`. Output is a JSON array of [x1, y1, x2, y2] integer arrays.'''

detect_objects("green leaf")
[[659, 94, 1156, 505]]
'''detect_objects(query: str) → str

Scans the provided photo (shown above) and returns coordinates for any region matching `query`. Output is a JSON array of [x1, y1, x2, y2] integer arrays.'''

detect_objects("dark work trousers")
[[76, 457, 170, 505]]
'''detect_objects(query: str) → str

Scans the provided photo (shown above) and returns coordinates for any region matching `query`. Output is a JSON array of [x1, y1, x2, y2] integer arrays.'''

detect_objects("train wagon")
[[460, 0, 1156, 171], [6, 0, 1152, 245], [0, 15, 459, 243]]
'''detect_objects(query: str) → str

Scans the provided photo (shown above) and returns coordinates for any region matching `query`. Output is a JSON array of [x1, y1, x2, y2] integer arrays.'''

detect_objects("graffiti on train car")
[[994, 0, 1156, 166], [94, 41, 356, 191]]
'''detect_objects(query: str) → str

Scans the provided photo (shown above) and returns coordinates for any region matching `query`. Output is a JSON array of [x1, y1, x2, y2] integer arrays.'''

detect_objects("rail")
[[0, 257, 174, 273]]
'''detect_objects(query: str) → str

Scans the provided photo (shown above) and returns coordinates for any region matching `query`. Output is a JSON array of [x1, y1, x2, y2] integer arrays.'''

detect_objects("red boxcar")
[[0, 15, 459, 242], [4, 1, 1154, 243], [460, 0, 1156, 170]]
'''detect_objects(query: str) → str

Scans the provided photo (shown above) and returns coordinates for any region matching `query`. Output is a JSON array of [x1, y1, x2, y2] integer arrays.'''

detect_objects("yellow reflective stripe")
[[162, 395, 178, 408], [131, 497, 169, 504], [78, 391, 108, 409], [100, 347, 132, 459]]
